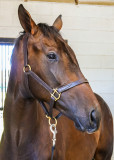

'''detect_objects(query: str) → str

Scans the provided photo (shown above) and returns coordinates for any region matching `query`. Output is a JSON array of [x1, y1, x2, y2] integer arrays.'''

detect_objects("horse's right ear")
[[18, 4, 38, 35], [53, 15, 63, 31]]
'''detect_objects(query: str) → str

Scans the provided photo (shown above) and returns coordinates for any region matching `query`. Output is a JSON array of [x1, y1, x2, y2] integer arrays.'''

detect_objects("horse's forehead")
[[41, 36, 58, 47]]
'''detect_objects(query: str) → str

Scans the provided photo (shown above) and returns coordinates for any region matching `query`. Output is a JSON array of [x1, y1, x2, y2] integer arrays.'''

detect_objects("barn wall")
[[0, 1, 114, 118]]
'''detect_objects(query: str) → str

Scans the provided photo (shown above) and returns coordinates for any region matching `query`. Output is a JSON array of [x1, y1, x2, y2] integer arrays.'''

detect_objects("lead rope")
[[46, 116, 58, 160]]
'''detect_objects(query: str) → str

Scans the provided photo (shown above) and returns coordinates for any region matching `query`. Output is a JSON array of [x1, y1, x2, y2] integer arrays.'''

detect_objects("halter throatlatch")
[[23, 34, 89, 160]]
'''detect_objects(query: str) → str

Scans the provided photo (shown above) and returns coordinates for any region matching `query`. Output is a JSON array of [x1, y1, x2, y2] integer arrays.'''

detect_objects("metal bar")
[[1, 46, 3, 110]]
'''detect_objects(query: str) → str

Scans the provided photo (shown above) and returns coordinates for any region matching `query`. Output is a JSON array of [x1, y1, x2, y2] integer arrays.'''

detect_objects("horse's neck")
[[4, 79, 45, 140], [4, 78, 66, 159], [3, 87, 53, 159]]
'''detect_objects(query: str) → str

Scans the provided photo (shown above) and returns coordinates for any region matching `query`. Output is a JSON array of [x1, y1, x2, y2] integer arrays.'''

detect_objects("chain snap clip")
[[46, 115, 57, 147]]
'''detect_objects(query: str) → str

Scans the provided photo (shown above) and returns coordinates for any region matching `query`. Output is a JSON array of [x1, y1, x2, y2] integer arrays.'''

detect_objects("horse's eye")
[[47, 52, 57, 61]]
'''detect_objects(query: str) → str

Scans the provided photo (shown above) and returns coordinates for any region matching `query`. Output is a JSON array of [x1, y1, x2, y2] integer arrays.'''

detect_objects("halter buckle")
[[51, 88, 61, 101]]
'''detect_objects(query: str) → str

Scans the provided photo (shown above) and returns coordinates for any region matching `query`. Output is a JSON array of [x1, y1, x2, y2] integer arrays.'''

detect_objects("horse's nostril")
[[87, 109, 101, 132], [90, 109, 96, 122], [90, 109, 100, 126]]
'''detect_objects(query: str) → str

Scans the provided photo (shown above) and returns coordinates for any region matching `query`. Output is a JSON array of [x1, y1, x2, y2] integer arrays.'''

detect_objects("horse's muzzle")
[[74, 109, 101, 133]]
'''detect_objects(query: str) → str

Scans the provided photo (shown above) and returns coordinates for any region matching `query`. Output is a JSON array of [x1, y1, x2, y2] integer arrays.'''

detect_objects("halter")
[[23, 34, 88, 159]]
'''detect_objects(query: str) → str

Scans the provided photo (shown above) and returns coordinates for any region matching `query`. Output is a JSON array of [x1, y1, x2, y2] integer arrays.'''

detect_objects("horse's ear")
[[18, 4, 38, 35], [53, 15, 63, 31]]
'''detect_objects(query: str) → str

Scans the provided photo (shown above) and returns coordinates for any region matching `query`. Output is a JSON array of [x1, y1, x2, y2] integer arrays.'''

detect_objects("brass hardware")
[[46, 115, 57, 126], [46, 115, 51, 120], [51, 89, 61, 101], [23, 64, 31, 72]]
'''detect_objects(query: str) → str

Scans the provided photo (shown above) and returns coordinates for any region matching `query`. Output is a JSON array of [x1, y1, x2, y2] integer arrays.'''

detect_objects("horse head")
[[17, 4, 101, 133]]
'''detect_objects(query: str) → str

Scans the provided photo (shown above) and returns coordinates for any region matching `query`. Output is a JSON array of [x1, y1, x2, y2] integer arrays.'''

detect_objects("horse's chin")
[[74, 121, 98, 134], [86, 128, 98, 134]]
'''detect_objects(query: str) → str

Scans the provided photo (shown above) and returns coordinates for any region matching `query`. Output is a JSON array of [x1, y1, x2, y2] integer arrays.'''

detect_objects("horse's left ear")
[[18, 4, 38, 35], [53, 15, 63, 31]]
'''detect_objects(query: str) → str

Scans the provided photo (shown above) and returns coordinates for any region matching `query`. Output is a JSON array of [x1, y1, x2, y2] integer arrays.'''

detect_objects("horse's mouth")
[[74, 118, 98, 134], [74, 118, 86, 132]]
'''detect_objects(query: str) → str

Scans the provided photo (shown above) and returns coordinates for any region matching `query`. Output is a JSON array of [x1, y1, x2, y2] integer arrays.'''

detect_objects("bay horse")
[[0, 4, 113, 160]]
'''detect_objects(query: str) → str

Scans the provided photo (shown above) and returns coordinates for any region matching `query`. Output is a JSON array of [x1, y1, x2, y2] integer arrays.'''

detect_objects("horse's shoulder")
[[94, 93, 113, 159], [94, 93, 112, 119]]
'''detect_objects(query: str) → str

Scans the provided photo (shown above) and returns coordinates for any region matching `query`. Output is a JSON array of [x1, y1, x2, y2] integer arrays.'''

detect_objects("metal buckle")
[[51, 88, 61, 101], [23, 64, 31, 73]]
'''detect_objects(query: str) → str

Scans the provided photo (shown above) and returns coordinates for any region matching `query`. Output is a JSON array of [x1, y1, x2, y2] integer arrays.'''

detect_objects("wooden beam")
[[24, 0, 114, 5], [25, 0, 76, 3], [78, 0, 114, 5]]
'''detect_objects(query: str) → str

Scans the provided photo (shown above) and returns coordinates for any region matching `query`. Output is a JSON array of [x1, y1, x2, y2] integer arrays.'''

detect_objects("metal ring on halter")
[[23, 64, 31, 73], [46, 115, 57, 126]]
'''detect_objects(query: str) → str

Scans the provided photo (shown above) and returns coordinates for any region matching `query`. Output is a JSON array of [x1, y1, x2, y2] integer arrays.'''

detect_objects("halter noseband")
[[23, 34, 88, 118]]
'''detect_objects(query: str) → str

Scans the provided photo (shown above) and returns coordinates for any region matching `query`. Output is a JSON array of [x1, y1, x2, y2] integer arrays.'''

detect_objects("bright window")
[[0, 40, 14, 110]]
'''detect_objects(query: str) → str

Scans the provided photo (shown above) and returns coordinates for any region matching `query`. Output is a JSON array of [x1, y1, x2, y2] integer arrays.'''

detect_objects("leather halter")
[[23, 34, 88, 118]]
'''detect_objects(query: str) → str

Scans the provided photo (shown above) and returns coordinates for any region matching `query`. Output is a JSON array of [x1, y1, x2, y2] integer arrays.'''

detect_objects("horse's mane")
[[38, 23, 61, 39]]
